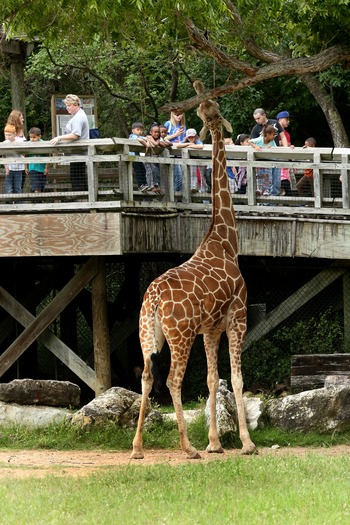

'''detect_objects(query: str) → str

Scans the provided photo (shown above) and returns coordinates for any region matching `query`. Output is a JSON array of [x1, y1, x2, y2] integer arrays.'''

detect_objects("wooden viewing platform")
[[1, 138, 350, 396], [0, 138, 350, 259]]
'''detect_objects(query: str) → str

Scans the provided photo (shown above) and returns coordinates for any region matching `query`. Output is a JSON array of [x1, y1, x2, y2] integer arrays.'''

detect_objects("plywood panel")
[[0, 213, 121, 256]]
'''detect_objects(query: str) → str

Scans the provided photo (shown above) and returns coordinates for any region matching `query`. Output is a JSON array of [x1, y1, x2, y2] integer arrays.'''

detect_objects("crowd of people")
[[129, 107, 318, 199], [1, 97, 318, 200], [2, 94, 89, 198]]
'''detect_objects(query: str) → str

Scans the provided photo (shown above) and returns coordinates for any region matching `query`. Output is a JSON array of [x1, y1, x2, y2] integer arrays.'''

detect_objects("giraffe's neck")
[[201, 127, 238, 256]]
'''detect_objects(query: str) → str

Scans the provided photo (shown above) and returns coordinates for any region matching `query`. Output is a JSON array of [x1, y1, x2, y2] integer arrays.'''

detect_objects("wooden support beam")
[[343, 271, 350, 352], [0, 287, 96, 389], [243, 267, 347, 351], [91, 256, 111, 395], [0, 257, 98, 377]]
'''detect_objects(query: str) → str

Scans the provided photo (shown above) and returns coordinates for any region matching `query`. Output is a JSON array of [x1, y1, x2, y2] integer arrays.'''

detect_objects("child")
[[248, 125, 276, 196], [159, 125, 172, 147], [176, 128, 206, 193], [27, 127, 49, 193], [142, 123, 163, 194], [297, 137, 317, 197], [129, 121, 149, 192], [235, 134, 250, 194], [3, 123, 25, 196], [7, 109, 26, 190]]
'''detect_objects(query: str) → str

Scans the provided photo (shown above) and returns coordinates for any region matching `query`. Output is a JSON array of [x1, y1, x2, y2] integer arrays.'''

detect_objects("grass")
[[1, 455, 350, 524], [1, 413, 350, 451], [1, 417, 350, 524]]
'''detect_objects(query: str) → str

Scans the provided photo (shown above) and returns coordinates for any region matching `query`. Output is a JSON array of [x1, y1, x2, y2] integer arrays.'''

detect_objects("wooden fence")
[[0, 138, 350, 216]]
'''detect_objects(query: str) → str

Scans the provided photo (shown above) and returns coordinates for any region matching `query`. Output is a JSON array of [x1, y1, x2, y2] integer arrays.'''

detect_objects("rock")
[[244, 396, 263, 430], [143, 410, 164, 428], [0, 379, 80, 408], [0, 401, 73, 427], [204, 379, 263, 436], [71, 386, 149, 428], [266, 386, 350, 432], [324, 375, 350, 389], [205, 379, 237, 436], [163, 409, 202, 425]]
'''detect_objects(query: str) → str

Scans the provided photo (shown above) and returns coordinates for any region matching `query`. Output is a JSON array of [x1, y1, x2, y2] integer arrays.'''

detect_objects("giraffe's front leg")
[[227, 316, 257, 455]]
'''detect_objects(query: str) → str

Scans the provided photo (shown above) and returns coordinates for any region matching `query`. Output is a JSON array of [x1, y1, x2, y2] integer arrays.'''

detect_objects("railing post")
[[246, 150, 257, 206], [341, 153, 350, 209], [313, 152, 322, 208], [87, 144, 98, 202], [120, 143, 134, 202], [181, 149, 190, 203]]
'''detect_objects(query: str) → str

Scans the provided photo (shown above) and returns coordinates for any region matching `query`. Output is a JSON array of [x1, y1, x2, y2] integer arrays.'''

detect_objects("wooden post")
[[343, 271, 350, 352], [91, 256, 111, 395]]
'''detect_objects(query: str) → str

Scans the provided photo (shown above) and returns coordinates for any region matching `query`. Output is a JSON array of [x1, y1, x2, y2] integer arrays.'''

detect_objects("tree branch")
[[225, 1, 282, 63], [161, 44, 350, 113], [185, 17, 258, 76]]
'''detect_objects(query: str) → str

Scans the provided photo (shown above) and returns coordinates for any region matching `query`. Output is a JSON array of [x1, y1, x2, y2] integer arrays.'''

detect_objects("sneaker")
[[256, 190, 262, 196], [139, 184, 150, 192], [263, 190, 270, 196], [150, 186, 164, 195]]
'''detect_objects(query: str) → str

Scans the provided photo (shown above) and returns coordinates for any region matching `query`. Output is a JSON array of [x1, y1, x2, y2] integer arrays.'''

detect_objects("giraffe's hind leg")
[[167, 338, 201, 459], [130, 353, 153, 459], [204, 331, 224, 454]]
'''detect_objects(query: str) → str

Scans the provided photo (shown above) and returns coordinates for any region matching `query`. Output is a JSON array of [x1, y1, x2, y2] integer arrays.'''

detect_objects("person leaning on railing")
[[50, 94, 89, 192]]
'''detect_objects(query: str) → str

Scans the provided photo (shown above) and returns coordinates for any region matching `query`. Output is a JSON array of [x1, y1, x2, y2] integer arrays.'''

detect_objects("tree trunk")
[[301, 73, 349, 147]]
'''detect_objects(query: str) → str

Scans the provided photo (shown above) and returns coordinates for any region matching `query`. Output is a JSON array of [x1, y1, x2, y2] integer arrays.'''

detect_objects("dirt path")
[[0, 445, 349, 478]]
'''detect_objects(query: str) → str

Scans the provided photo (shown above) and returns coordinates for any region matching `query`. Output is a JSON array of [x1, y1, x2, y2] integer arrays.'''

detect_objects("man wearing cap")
[[276, 111, 292, 146], [50, 94, 89, 192], [250, 108, 289, 196]]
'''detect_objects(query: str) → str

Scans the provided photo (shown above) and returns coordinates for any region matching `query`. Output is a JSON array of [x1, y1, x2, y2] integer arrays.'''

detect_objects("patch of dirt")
[[0, 445, 349, 478]]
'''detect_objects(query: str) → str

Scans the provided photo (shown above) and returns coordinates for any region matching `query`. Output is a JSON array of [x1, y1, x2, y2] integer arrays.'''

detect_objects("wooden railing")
[[0, 138, 349, 217]]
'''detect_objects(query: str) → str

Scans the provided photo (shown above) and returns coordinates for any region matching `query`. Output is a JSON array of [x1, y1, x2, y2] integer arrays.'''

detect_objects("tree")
[[2, 0, 350, 144]]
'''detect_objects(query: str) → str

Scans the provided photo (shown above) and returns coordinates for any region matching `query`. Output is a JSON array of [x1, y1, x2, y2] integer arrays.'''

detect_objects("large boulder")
[[266, 386, 350, 432], [204, 379, 263, 436], [0, 379, 80, 408], [0, 401, 73, 427], [71, 386, 149, 428]]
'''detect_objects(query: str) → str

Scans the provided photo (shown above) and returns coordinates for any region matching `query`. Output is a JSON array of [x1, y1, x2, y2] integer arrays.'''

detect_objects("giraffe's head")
[[193, 80, 232, 141]]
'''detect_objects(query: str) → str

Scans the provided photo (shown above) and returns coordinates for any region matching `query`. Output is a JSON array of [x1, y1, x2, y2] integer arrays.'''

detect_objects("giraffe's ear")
[[222, 118, 233, 133], [199, 126, 207, 141]]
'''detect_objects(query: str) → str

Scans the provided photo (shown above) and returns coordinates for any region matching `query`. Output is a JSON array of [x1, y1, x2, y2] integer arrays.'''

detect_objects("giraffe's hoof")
[[206, 445, 224, 454], [240, 444, 258, 456], [187, 450, 202, 460], [130, 450, 144, 460]]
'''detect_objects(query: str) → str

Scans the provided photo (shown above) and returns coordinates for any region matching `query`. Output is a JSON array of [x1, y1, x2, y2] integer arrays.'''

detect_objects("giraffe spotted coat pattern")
[[131, 87, 256, 459]]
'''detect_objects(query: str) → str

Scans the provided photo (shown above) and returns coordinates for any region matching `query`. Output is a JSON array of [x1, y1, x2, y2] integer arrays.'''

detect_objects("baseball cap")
[[276, 111, 290, 119], [186, 128, 197, 138]]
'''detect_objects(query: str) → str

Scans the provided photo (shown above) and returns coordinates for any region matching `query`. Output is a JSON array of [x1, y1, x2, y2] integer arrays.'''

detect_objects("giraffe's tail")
[[150, 352, 162, 394]]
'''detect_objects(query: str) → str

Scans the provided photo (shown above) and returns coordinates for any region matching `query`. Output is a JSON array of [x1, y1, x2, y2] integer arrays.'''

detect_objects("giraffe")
[[131, 82, 256, 459]]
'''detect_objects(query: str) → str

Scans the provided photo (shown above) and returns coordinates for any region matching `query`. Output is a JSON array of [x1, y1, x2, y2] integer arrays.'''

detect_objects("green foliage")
[[242, 307, 344, 391]]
